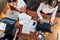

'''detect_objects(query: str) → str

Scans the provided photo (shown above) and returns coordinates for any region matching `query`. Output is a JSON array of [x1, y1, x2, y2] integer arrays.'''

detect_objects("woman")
[[1, 0, 27, 40], [6, 0, 27, 20], [37, 0, 58, 25], [36, 0, 58, 36]]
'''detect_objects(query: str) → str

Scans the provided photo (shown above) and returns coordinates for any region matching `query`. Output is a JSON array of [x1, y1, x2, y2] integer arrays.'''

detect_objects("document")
[[22, 20, 37, 34], [18, 13, 32, 24], [22, 24, 31, 34], [0, 22, 6, 31]]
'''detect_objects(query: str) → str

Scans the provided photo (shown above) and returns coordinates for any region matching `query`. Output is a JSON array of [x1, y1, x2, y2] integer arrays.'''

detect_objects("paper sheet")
[[18, 13, 32, 24], [0, 22, 6, 31], [22, 20, 37, 34], [22, 24, 31, 34]]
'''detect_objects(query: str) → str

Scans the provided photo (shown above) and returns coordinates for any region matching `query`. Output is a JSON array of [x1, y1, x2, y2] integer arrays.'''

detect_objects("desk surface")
[[45, 17, 60, 40]]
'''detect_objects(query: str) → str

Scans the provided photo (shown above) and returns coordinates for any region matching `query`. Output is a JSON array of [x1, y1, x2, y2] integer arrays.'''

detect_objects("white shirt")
[[16, 0, 27, 9], [18, 13, 32, 24], [37, 2, 58, 21]]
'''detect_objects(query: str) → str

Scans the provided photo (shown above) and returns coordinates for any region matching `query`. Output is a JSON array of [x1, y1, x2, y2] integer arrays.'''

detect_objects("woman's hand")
[[49, 21, 54, 26], [40, 19, 44, 24], [22, 6, 27, 13], [18, 7, 27, 13], [18, 9, 24, 13]]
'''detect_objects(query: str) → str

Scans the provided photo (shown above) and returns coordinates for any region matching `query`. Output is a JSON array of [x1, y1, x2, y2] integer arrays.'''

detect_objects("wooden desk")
[[14, 14, 60, 40], [45, 17, 60, 40]]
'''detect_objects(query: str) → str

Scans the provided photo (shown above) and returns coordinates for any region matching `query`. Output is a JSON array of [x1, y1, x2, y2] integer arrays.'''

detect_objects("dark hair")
[[47, 0, 58, 7], [7, 0, 17, 3]]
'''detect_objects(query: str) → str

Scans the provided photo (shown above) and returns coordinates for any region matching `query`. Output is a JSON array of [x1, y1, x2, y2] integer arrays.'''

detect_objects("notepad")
[[0, 22, 6, 31]]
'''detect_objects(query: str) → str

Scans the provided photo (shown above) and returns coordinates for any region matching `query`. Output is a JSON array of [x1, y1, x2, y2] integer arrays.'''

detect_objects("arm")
[[15, 0, 27, 13], [37, 3, 44, 19], [22, 6, 27, 13], [10, 0, 27, 13], [8, 5, 27, 13], [17, 6, 27, 13], [50, 6, 58, 21], [37, 3, 45, 24], [50, 6, 58, 25], [13, 28, 19, 40]]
